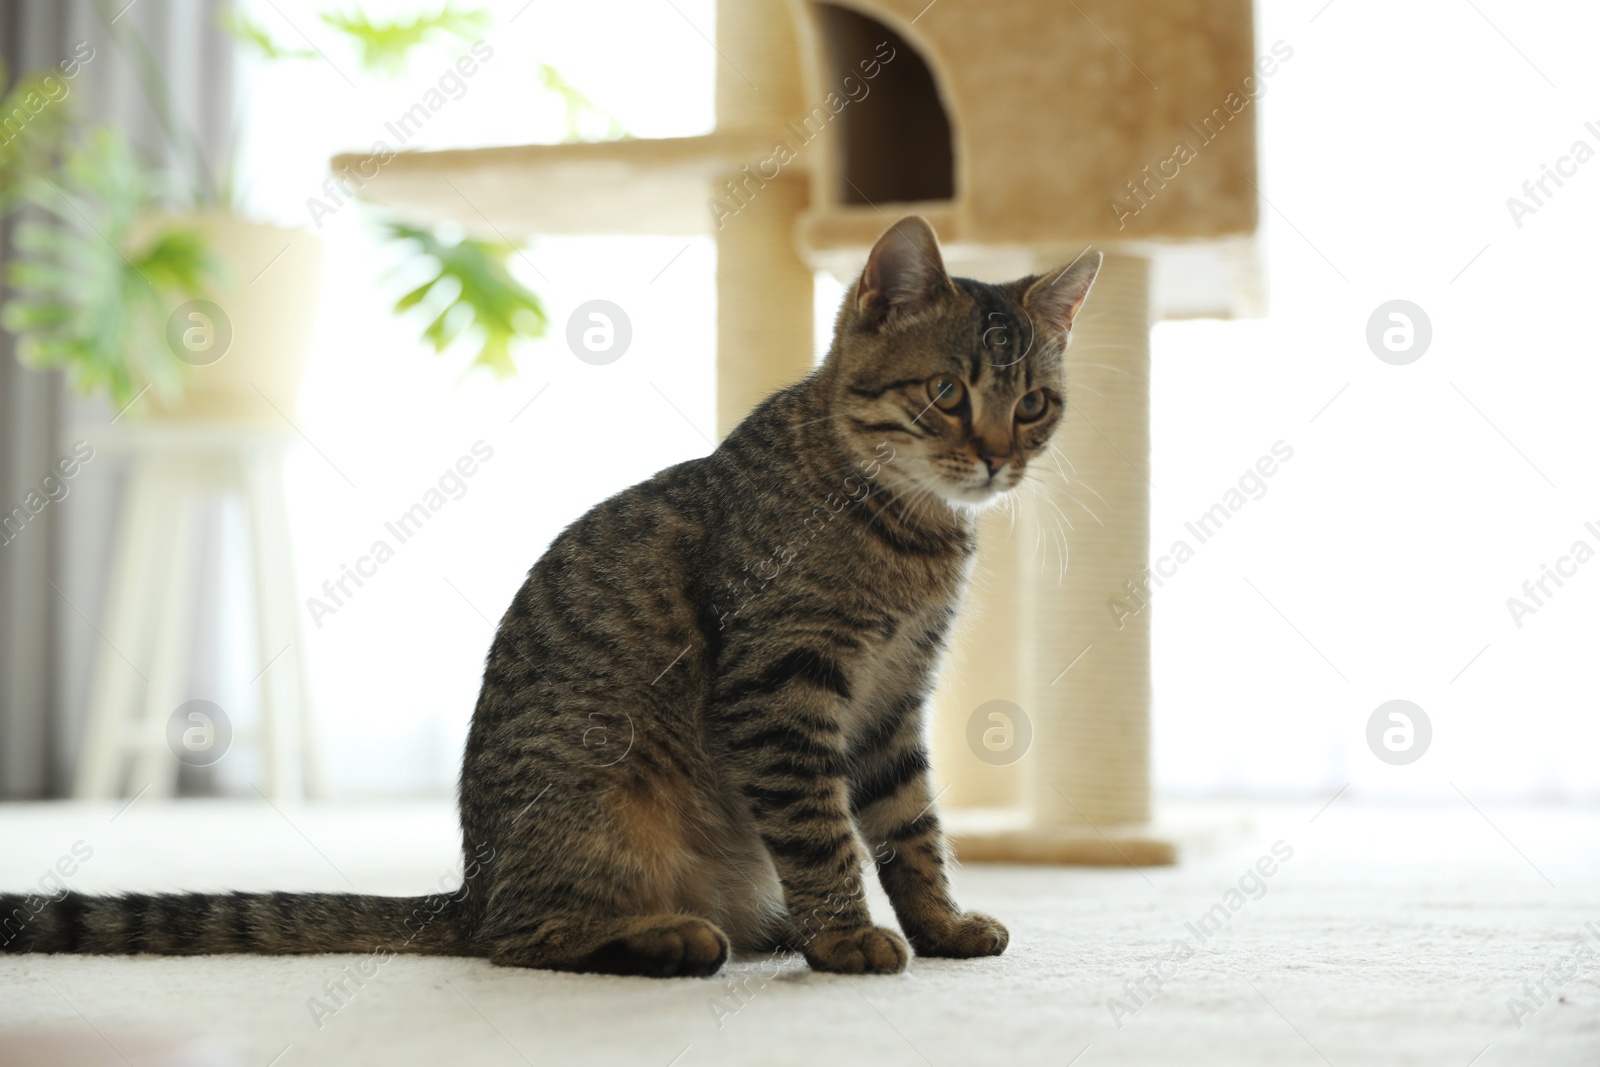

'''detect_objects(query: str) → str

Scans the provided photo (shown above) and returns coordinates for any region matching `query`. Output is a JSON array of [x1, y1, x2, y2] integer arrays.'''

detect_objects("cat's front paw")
[[804, 926, 910, 974], [908, 911, 1009, 958]]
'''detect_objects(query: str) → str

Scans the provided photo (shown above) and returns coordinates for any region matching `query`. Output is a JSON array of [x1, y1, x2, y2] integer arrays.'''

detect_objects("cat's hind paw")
[[582, 916, 731, 978]]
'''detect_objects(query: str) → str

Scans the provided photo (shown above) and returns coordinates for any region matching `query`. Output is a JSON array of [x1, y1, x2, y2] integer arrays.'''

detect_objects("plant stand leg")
[[74, 454, 169, 799], [129, 465, 201, 798], [243, 447, 315, 800]]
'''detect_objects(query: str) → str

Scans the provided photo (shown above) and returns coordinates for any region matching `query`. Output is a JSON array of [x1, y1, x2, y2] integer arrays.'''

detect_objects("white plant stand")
[[72, 422, 321, 801]]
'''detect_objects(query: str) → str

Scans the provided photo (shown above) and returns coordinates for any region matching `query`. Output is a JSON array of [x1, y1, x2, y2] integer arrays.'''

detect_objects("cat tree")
[[336, 0, 1261, 864]]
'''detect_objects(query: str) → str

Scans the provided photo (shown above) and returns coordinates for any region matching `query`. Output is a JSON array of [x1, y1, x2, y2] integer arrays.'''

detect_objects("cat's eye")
[[928, 375, 966, 412], [1015, 390, 1048, 421]]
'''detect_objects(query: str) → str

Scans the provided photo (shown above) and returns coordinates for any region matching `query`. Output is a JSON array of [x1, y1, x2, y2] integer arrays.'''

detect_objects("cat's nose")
[[974, 443, 1010, 477]]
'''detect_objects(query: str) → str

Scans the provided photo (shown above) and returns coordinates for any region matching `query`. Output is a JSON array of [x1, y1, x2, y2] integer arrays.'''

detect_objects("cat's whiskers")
[[797, 447, 937, 542], [875, 480, 939, 538], [1033, 503, 1045, 569], [1044, 446, 1116, 514], [1067, 361, 1134, 377], [1048, 443, 1079, 475], [1031, 465, 1106, 528], [999, 488, 1020, 537], [1017, 479, 1072, 585], [1066, 336, 1143, 351], [792, 411, 856, 430], [909, 483, 951, 536], [1060, 486, 1105, 526], [1033, 485, 1078, 535]]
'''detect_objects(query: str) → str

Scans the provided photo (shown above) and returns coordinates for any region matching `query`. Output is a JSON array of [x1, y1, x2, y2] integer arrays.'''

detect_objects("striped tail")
[[0, 891, 469, 956]]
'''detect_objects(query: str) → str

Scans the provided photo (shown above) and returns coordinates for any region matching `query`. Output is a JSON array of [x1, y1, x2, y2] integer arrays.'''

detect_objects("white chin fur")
[[940, 481, 1009, 507]]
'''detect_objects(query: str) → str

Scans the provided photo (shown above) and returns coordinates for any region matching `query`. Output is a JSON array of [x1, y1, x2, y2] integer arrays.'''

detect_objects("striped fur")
[[1, 892, 466, 956], [3, 218, 1099, 977]]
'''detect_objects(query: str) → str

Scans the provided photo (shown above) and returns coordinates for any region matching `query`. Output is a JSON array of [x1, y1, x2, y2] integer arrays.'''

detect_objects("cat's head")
[[827, 217, 1101, 507]]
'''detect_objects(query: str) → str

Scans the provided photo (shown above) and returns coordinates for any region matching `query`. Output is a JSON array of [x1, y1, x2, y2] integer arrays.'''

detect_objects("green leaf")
[[394, 280, 436, 314], [381, 222, 547, 377], [1, 126, 219, 409], [536, 63, 629, 142], [0, 61, 78, 214], [320, 4, 491, 75]]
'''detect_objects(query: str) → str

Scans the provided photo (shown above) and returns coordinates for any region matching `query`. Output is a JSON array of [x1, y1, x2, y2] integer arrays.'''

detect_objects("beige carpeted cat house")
[[337, 0, 1262, 864]]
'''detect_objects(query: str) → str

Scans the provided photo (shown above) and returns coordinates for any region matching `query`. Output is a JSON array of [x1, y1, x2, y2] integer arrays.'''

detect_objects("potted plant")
[[1, 1, 621, 419]]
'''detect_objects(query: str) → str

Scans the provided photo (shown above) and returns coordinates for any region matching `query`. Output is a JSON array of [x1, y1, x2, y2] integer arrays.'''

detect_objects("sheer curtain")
[[0, 0, 237, 797]]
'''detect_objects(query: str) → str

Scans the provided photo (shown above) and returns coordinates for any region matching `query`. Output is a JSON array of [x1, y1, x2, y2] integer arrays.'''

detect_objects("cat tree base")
[[945, 805, 1254, 867], [949, 824, 1176, 867]]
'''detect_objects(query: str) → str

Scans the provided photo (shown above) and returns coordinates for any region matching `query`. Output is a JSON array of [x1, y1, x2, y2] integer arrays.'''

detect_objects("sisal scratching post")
[[713, 0, 814, 437], [931, 505, 1027, 812], [1032, 252, 1154, 828], [714, 175, 813, 436], [948, 251, 1172, 865]]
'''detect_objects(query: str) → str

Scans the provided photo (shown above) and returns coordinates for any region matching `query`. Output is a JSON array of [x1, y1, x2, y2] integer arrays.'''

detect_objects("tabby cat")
[[1, 217, 1100, 977]]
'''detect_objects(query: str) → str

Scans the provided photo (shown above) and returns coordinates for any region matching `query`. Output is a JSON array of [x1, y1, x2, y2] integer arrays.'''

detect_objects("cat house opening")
[[813, 4, 954, 205]]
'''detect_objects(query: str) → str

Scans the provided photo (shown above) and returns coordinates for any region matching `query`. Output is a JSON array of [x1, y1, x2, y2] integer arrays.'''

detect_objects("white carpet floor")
[[1, 798, 1596, 1067]]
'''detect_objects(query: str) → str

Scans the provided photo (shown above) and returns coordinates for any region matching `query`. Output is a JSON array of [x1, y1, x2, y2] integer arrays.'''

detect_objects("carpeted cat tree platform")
[[335, 0, 1263, 866]]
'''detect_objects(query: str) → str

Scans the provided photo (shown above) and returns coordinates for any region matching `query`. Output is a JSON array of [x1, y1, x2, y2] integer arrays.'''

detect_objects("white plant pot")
[[144, 213, 324, 423]]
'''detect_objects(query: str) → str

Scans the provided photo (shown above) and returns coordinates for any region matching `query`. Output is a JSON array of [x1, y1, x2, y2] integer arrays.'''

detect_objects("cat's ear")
[[1023, 251, 1103, 338], [856, 216, 953, 327]]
